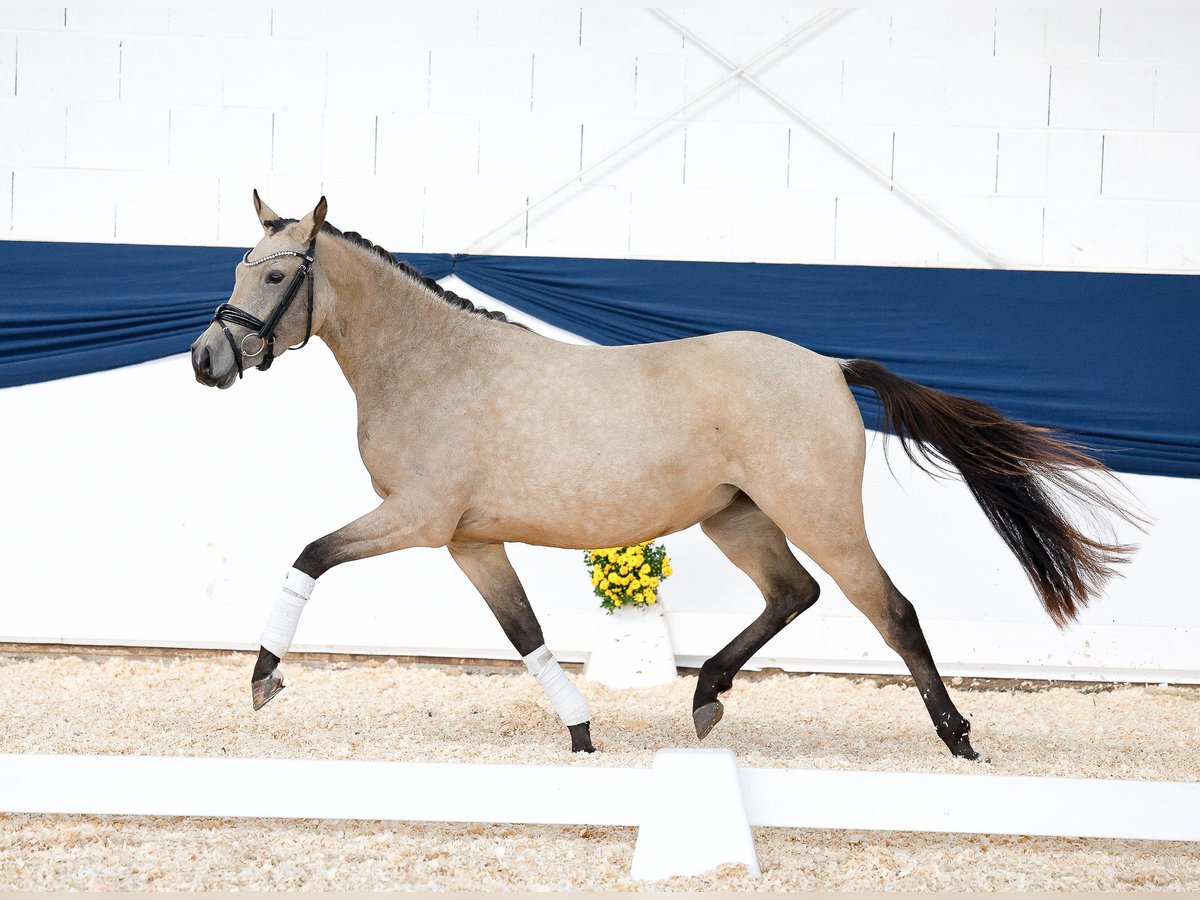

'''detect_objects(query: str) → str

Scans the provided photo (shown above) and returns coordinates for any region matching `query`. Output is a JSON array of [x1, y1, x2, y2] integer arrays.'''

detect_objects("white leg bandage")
[[260, 568, 316, 658], [523, 645, 591, 727]]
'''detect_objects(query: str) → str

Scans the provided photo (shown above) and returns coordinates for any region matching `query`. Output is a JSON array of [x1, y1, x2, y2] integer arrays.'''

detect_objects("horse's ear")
[[252, 189, 279, 233], [297, 196, 328, 243]]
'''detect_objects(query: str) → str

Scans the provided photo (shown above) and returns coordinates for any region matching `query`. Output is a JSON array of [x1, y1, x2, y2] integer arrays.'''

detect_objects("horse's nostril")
[[199, 346, 212, 376]]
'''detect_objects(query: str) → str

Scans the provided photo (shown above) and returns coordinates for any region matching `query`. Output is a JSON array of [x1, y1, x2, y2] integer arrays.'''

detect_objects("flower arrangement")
[[584, 541, 673, 612]]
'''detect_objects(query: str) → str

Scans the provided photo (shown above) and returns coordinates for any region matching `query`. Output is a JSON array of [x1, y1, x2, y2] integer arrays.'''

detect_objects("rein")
[[212, 237, 317, 377]]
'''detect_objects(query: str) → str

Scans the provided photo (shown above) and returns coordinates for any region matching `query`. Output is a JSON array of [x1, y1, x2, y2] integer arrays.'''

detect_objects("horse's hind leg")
[[693, 491, 821, 739], [449, 540, 594, 753], [798, 529, 980, 760]]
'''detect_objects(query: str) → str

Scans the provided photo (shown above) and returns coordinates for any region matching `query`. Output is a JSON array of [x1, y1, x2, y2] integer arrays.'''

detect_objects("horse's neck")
[[317, 245, 483, 401]]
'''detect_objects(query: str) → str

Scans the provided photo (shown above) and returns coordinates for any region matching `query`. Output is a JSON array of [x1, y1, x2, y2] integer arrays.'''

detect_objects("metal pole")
[[458, 10, 846, 254], [652, 10, 1007, 269]]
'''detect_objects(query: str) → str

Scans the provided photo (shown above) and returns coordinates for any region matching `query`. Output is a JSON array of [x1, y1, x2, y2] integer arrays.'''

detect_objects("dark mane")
[[264, 217, 526, 329]]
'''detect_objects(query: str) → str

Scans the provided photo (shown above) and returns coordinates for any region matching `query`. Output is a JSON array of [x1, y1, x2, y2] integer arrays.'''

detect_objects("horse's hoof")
[[948, 739, 981, 761], [251, 670, 285, 710], [693, 701, 724, 740], [569, 721, 596, 753]]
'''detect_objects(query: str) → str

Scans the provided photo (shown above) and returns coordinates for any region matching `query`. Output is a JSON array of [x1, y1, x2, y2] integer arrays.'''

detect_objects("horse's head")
[[191, 191, 327, 389]]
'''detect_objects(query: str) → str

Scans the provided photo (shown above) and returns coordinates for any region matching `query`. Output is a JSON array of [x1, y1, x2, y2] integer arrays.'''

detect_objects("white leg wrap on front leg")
[[260, 568, 316, 658], [523, 645, 591, 727]]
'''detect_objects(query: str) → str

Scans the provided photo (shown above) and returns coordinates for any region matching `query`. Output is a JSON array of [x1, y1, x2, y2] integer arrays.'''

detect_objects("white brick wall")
[[428, 45, 532, 116], [115, 171, 217, 245], [1104, 132, 1200, 202], [581, 119, 684, 188], [1099, 8, 1200, 64], [375, 112, 479, 183], [1050, 62, 1156, 130], [66, 103, 168, 170], [682, 120, 789, 190], [1, 168, 11, 231], [0, 31, 15, 96], [532, 48, 636, 118], [13, 168, 118, 239], [120, 37, 224, 107], [318, 110, 376, 177], [0, 100, 65, 166], [16, 31, 119, 102], [478, 114, 579, 184], [325, 43, 427, 114], [1, 7, 1198, 273], [891, 128, 997, 196], [168, 106, 273, 174], [1047, 131, 1104, 198]]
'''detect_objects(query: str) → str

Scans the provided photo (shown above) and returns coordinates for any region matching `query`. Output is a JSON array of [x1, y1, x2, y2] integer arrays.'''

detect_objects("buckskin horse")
[[190, 194, 1141, 758]]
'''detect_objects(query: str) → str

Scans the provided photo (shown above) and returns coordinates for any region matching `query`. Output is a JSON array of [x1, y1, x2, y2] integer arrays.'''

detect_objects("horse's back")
[[507, 327, 865, 488]]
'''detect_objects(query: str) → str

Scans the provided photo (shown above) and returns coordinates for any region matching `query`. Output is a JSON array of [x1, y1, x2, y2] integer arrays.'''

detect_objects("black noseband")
[[212, 237, 317, 378]]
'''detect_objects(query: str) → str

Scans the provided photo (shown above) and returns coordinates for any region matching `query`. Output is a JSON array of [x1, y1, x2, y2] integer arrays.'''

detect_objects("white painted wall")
[[3, 7, 1200, 269], [1, 8, 1196, 680]]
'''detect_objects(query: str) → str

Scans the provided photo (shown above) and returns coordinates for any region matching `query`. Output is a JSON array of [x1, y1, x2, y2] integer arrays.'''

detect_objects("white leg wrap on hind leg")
[[523, 645, 591, 727], [260, 568, 316, 658]]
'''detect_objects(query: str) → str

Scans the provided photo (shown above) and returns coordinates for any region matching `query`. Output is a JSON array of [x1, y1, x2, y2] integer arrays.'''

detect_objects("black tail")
[[840, 358, 1146, 626]]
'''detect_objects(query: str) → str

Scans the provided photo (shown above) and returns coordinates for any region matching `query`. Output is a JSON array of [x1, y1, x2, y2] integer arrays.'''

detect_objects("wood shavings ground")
[[1, 649, 1197, 890]]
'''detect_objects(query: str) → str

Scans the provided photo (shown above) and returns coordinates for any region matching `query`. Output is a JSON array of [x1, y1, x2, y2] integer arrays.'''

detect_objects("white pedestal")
[[582, 603, 677, 688], [631, 749, 761, 880]]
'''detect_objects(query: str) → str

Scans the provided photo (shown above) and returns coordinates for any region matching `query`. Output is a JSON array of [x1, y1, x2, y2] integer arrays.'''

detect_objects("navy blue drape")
[[452, 255, 1198, 479], [2, 240, 1195, 478]]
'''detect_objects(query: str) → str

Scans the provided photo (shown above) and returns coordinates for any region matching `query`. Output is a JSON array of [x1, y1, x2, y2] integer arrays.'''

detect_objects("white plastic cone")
[[631, 748, 761, 880]]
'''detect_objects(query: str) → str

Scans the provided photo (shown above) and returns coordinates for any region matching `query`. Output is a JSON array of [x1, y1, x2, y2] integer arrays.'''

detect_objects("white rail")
[[3, 751, 1197, 879]]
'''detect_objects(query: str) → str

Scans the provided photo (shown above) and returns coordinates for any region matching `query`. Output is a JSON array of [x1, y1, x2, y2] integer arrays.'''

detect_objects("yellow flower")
[[590, 542, 671, 610]]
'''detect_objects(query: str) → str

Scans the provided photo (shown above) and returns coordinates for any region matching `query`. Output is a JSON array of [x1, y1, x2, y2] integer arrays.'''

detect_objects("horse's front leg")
[[449, 540, 594, 753], [251, 496, 457, 709]]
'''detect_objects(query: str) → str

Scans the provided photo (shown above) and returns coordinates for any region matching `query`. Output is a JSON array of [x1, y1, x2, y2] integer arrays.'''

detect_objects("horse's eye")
[[267, 271, 284, 284]]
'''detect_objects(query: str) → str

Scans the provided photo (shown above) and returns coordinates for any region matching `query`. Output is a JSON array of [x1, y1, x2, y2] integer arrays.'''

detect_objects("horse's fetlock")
[[251, 647, 281, 683], [936, 714, 970, 742]]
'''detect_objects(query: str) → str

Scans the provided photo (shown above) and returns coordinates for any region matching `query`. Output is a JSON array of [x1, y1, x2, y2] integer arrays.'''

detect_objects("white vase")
[[583, 601, 678, 688]]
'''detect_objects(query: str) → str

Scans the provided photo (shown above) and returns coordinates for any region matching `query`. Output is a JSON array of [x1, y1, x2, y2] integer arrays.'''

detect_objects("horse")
[[190, 193, 1142, 759]]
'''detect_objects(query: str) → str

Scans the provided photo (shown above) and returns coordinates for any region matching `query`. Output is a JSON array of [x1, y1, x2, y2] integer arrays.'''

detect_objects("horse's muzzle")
[[191, 339, 237, 389]]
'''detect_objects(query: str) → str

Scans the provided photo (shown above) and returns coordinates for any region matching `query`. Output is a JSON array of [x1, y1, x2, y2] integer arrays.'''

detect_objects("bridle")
[[211, 236, 317, 377]]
